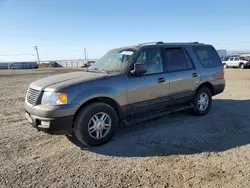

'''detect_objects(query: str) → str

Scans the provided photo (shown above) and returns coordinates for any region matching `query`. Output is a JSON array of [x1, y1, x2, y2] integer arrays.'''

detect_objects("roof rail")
[[136, 41, 202, 47], [137, 41, 164, 46]]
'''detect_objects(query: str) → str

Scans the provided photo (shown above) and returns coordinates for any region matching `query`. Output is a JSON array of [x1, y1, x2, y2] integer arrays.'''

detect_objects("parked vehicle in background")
[[221, 56, 230, 61], [25, 41, 225, 146], [221, 56, 230, 66], [81, 61, 95, 68], [223, 56, 250, 69]]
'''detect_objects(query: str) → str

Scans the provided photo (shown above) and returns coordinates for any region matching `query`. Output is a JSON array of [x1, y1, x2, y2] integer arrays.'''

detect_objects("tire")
[[192, 87, 212, 116], [223, 63, 228, 69], [74, 102, 118, 146], [240, 63, 245, 69]]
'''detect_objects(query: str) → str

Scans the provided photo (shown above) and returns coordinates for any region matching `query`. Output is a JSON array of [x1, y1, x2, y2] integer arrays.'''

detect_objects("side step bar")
[[121, 104, 193, 127]]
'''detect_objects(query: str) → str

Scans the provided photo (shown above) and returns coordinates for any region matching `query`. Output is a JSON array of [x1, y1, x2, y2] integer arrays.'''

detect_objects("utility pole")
[[84, 48, 87, 61], [87, 51, 88, 61], [34, 46, 40, 64]]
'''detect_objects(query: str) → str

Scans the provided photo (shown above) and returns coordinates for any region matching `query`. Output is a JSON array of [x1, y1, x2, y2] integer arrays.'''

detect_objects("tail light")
[[220, 67, 224, 78]]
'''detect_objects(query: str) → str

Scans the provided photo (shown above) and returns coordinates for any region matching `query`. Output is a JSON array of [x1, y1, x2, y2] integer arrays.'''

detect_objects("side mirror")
[[130, 63, 147, 76]]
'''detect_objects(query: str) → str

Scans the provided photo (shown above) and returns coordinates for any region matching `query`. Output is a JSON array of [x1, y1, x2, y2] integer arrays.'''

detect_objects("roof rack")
[[137, 41, 201, 47], [137, 41, 164, 46]]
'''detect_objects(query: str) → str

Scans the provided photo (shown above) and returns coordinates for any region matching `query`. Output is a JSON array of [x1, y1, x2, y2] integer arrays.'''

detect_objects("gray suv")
[[25, 42, 225, 146]]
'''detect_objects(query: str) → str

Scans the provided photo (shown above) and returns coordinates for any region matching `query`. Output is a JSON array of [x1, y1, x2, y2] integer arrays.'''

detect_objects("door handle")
[[192, 73, 198, 77], [158, 77, 165, 83]]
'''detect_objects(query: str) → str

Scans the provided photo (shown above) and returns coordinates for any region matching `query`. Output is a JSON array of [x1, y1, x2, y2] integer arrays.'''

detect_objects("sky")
[[0, 0, 250, 62]]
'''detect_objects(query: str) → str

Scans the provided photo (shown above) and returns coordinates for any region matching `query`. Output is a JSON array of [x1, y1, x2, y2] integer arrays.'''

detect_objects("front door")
[[126, 47, 170, 115], [228, 57, 234, 67]]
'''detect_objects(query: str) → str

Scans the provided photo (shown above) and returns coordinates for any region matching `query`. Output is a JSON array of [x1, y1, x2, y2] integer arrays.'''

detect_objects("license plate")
[[26, 112, 32, 124]]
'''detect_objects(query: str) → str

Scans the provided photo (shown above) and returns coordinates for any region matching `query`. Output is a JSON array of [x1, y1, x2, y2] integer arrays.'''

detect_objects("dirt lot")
[[1, 68, 250, 188]]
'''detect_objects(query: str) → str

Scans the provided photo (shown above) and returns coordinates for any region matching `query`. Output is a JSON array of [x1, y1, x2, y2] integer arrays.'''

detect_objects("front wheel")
[[74, 102, 118, 146], [223, 63, 228, 69], [192, 87, 212, 116]]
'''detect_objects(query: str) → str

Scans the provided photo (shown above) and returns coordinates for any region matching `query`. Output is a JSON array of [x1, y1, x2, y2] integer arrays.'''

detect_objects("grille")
[[27, 88, 40, 105]]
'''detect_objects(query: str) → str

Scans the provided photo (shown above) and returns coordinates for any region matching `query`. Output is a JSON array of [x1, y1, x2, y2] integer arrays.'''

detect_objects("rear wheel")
[[240, 63, 245, 69], [223, 63, 228, 69], [74, 102, 118, 146], [192, 87, 212, 116]]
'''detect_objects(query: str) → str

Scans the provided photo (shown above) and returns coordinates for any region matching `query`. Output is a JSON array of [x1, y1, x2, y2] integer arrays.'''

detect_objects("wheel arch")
[[195, 82, 215, 96], [72, 97, 122, 127], [239, 62, 245, 66]]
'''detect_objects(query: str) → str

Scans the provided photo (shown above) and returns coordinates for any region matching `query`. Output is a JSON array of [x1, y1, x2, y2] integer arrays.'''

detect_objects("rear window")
[[193, 46, 222, 68]]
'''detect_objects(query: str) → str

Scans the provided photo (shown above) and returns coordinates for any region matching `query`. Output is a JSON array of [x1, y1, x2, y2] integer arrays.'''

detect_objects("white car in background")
[[223, 56, 250, 69]]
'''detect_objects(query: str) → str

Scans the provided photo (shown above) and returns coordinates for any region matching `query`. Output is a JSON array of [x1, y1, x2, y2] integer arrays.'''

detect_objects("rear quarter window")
[[193, 46, 222, 68]]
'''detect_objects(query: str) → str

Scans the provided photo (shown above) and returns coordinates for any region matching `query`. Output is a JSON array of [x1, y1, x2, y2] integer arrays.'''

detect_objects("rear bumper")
[[214, 84, 225, 95], [26, 111, 73, 135]]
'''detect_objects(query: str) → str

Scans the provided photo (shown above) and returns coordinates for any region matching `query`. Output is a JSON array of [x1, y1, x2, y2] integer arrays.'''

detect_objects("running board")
[[122, 104, 193, 127]]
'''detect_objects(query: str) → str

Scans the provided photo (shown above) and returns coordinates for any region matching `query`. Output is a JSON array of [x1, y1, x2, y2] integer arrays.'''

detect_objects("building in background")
[[238, 52, 250, 57], [216, 49, 227, 57], [40, 59, 97, 68], [0, 62, 38, 69], [0, 59, 97, 69]]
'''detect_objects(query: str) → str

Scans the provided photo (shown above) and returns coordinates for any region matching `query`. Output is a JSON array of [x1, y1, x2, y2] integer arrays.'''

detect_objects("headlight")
[[41, 92, 67, 105]]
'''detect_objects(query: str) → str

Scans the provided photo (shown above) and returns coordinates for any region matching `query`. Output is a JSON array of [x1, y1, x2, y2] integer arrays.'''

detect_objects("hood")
[[29, 71, 108, 91]]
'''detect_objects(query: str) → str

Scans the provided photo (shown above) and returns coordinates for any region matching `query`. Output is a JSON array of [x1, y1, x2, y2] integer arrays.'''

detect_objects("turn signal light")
[[58, 93, 67, 104]]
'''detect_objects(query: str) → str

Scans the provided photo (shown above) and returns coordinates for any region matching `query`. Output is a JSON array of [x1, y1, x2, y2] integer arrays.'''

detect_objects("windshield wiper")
[[87, 68, 121, 74], [86, 68, 107, 73], [104, 70, 121, 74]]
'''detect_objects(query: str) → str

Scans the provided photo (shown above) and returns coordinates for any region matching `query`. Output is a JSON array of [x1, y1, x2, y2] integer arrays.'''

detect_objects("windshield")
[[221, 56, 229, 61], [89, 48, 135, 72]]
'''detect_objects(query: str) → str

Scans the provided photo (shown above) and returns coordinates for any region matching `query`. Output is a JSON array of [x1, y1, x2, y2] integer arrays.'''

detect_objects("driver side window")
[[135, 48, 163, 74]]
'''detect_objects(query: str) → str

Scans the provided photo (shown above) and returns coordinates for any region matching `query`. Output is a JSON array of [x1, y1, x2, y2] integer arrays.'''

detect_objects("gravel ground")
[[1, 68, 250, 188]]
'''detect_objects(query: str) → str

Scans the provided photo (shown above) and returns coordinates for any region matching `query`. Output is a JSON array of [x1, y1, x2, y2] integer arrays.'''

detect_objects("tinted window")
[[164, 48, 189, 71], [135, 48, 163, 74], [240, 57, 247, 60], [222, 56, 229, 61], [193, 46, 222, 68], [234, 57, 240, 61], [183, 50, 195, 69], [229, 57, 234, 61]]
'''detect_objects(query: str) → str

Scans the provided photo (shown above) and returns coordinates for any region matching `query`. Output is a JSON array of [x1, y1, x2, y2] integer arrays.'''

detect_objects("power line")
[[214, 41, 250, 46], [209, 23, 250, 29], [0, 53, 34, 57]]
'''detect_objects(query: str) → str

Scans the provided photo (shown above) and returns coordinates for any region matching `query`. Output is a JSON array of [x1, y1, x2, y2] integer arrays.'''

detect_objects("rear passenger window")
[[164, 48, 192, 71], [193, 46, 222, 68]]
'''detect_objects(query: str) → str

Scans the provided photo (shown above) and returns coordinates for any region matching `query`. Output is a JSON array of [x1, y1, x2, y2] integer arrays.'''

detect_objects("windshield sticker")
[[120, 51, 134, 55]]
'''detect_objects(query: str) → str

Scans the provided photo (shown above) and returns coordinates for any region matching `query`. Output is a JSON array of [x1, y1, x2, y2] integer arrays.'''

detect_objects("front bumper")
[[25, 102, 78, 135], [26, 112, 74, 134]]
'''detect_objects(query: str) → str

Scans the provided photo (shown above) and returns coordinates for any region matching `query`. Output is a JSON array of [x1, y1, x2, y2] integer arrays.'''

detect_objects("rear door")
[[162, 47, 199, 104], [233, 57, 240, 67]]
